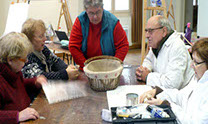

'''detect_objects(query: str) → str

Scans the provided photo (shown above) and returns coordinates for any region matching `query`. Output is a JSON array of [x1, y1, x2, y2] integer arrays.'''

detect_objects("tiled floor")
[[123, 49, 141, 66]]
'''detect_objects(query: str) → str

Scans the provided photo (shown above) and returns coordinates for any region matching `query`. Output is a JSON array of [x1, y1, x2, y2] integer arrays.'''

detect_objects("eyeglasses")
[[18, 58, 28, 63], [193, 60, 206, 67], [145, 27, 164, 34], [87, 10, 102, 17]]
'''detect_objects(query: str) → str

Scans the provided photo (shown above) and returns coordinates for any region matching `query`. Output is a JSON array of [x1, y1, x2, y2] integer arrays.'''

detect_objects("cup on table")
[[126, 93, 138, 106]]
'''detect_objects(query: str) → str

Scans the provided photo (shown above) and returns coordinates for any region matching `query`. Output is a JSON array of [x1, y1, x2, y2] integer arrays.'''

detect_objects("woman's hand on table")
[[139, 88, 156, 103], [19, 107, 39, 122], [66, 64, 79, 80]]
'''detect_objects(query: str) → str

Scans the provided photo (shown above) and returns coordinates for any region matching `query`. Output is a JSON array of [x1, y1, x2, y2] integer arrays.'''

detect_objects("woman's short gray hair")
[[157, 16, 172, 33], [84, 0, 103, 10], [0, 32, 33, 63]]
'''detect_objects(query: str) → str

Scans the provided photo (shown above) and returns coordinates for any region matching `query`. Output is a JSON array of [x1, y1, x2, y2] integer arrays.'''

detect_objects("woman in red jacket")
[[69, 0, 129, 70], [0, 32, 47, 123]]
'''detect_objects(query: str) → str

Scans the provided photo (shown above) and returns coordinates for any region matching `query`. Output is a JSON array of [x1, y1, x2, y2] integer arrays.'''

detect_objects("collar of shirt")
[[152, 30, 174, 58], [198, 70, 208, 84]]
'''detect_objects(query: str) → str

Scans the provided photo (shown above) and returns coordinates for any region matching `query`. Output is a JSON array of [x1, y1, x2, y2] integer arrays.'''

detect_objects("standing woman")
[[140, 38, 208, 123], [0, 32, 47, 123], [21, 18, 79, 80], [69, 0, 129, 70]]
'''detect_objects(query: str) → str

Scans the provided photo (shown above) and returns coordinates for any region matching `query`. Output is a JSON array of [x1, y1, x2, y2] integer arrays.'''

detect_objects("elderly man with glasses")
[[136, 15, 194, 90], [69, 0, 129, 71]]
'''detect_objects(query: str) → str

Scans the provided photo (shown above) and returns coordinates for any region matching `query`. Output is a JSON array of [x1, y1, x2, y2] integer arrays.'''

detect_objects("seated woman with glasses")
[[21, 18, 79, 80], [0, 32, 47, 123], [140, 38, 208, 123]]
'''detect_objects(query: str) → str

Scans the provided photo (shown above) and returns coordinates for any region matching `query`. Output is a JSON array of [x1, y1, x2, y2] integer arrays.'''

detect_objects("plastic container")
[[111, 105, 177, 124], [146, 105, 170, 118]]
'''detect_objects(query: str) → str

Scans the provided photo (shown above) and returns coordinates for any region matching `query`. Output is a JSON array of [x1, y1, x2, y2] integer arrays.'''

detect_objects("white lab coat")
[[143, 31, 194, 89], [157, 70, 208, 124]]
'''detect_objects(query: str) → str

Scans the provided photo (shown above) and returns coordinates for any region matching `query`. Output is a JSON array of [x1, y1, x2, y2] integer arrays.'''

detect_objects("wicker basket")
[[83, 56, 123, 92]]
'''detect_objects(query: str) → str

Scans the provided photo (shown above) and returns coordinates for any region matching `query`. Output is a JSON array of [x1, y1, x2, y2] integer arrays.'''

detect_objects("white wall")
[[144, 0, 185, 32], [28, 0, 82, 33], [166, 0, 185, 32], [0, 0, 185, 41], [0, 0, 10, 36], [197, 0, 208, 37], [118, 16, 132, 45], [175, 0, 185, 32]]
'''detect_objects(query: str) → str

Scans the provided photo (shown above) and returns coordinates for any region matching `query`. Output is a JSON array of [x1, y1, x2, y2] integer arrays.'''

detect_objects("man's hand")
[[136, 66, 150, 82]]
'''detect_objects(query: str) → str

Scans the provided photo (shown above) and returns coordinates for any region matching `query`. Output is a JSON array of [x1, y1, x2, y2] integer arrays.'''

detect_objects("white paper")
[[107, 85, 152, 109], [42, 80, 86, 104]]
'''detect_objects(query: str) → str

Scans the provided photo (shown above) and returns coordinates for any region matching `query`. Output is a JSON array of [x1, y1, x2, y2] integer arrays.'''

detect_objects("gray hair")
[[84, 0, 103, 10], [157, 16, 172, 33], [0, 32, 33, 63]]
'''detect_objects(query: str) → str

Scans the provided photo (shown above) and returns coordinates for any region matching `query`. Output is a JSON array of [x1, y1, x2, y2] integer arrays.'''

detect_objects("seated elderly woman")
[[21, 18, 79, 80], [0, 32, 47, 123], [140, 38, 208, 123]]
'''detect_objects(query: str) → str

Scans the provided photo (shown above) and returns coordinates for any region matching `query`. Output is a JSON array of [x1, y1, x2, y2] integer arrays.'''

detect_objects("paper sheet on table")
[[42, 80, 87, 104], [107, 85, 152, 110]]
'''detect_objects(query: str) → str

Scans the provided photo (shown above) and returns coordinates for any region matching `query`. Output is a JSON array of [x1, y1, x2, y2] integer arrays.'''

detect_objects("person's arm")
[[139, 86, 163, 103], [149, 93, 208, 123], [22, 77, 37, 87], [142, 48, 154, 71], [22, 52, 69, 80], [157, 76, 196, 105], [171, 101, 208, 124], [0, 108, 40, 124], [0, 110, 19, 124], [0, 91, 19, 123], [113, 21, 129, 61], [22, 76, 41, 101], [69, 17, 86, 69], [22, 62, 68, 80], [146, 41, 192, 89]]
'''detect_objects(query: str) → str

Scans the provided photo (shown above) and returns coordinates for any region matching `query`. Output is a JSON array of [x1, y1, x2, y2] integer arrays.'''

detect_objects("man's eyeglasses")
[[145, 27, 163, 34], [193, 60, 206, 67], [87, 10, 102, 17]]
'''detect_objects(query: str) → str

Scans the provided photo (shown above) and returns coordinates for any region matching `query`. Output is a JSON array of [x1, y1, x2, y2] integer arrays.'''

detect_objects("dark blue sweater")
[[22, 45, 68, 80]]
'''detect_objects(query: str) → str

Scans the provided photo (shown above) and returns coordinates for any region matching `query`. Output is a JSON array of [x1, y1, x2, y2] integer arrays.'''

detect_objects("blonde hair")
[[0, 32, 33, 63], [21, 18, 46, 41]]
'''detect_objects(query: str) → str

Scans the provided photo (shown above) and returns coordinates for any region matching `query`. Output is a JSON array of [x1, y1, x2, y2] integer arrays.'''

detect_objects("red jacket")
[[69, 17, 129, 70], [0, 63, 38, 124]]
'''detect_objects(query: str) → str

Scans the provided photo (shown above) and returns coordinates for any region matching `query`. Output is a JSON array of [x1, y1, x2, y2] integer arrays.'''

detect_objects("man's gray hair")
[[84, 0, 103, 10], [157, 16, 172, 33]]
